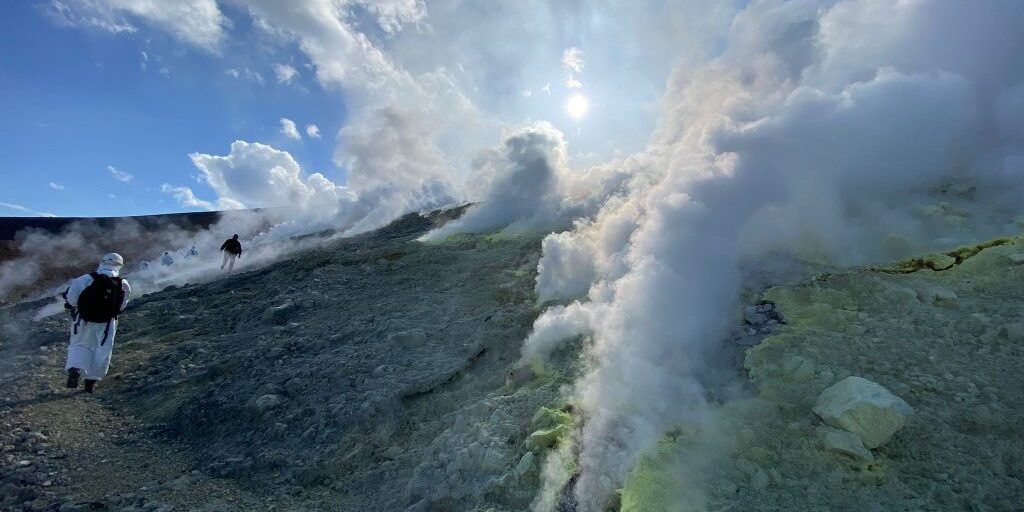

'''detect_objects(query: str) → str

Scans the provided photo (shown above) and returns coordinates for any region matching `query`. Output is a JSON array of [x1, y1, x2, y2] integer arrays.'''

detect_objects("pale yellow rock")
[[813, 376, 913, 449]]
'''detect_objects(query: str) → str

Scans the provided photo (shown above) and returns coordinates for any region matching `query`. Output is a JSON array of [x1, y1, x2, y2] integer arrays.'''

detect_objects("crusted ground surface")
[[622, 238, 1024, 511], [1, 211, 565, 512]]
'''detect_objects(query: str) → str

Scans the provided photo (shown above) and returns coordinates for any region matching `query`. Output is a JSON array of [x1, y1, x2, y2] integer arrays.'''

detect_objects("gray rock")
[[514, 451, 535, 478], [743, 302, 784, 332], [820, 428, 874, 462], [59, 502, 105, 512], [918, 287, 958, 308], [261, 302, 300, 325], [813, 376, 913, 449], [1004, 322, 1024, 343], [254, 394, 282, 412]]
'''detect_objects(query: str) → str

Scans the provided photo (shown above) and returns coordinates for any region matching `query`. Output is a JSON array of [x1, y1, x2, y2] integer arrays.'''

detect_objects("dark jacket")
[[220, 239, 242, 255]]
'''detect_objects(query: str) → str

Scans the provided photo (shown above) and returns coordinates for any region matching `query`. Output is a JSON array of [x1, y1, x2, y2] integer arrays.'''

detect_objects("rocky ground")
[[621, 238, 1024, 511], [0, 210, 571, 511], [4, 208, 1024, 512]]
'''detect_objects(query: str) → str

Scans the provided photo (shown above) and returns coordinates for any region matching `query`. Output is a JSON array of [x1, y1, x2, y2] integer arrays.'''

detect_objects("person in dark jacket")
[[220, 234, 243, 270]]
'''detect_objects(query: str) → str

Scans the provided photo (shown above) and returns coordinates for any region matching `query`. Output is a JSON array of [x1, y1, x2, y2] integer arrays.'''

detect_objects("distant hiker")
[[161, 251, 174, 266], [61, 253, 131, 393], [140, 260, 150, 271], [186, 245, 199, 258], [220, 234, 242, 271]]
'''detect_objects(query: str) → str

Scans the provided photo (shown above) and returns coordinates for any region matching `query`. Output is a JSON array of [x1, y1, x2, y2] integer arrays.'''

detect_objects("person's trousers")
[[221, 252, 238, 270], [65, 318, 117, 381]]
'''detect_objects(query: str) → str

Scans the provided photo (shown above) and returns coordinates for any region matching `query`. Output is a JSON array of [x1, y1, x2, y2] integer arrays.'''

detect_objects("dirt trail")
[[1, 312, 290, 512]]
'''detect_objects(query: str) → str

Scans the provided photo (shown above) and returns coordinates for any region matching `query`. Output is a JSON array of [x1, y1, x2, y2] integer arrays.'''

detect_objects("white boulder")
[[813, 376, 913, 449]]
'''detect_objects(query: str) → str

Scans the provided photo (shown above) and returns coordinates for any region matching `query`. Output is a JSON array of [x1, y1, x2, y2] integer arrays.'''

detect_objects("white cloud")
[[561, 47, 586, 90], [46, 0, 136, 34], [160, 183, 217, 210], [189, 140, 332, 210], [0, 202, 56, 217], [242, 0, 405, 90], [305, 124, 321, 138], [45, 0, 226, 52], [107, 165, 132, 182], [274, 63, 298, 84], [355, 0, 426, 35], [226, 67, 264, 84], [279, 118, 301, 140], [49, 182, 65, 191], [562, 47, 585, 73]]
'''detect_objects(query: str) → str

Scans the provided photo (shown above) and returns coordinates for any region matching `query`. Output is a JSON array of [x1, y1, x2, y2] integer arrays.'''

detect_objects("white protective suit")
[[161, 252, 174, 266], [64, 261, 131, 381]]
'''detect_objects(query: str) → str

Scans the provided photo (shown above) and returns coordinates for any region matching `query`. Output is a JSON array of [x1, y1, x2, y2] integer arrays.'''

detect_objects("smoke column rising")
[[16, 1, 1024, 508], [505, 1, 1024, 509]]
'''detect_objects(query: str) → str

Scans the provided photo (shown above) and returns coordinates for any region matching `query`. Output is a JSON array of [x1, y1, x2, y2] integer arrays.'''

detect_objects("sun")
[[566, 94, 590, 119]]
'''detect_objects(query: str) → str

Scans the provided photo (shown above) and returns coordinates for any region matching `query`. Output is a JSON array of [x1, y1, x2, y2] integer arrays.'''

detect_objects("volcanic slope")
[[620, 238, 1024, 511], [0, 210, 573, 512]]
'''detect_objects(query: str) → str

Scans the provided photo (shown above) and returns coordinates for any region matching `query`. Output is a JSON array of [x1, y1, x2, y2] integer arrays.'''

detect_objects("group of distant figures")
[[60, 234, 243, 393], [137, 234, 244, 272]]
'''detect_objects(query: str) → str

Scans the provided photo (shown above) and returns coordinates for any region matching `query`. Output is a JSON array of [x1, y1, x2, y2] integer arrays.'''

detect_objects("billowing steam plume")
[[17, 2, 1024, 509], [504, 1, 1024, 509]]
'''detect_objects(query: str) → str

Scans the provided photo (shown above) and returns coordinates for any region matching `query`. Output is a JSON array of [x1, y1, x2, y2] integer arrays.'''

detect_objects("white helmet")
[[100, 253, 124, 268]]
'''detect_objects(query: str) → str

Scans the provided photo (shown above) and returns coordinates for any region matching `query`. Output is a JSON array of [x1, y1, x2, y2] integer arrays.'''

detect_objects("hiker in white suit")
[[63, 253, 132, 393]]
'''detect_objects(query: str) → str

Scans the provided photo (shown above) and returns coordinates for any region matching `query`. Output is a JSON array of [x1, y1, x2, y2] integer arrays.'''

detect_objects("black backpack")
[[77, 273, 124, 323]]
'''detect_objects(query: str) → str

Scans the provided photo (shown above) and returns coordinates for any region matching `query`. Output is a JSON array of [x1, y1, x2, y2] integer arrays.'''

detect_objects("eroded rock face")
[[813, 376, 913, 449]]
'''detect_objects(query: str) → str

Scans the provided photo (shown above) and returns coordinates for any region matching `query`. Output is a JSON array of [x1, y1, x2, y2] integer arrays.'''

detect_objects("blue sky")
[[0, 1, 346, 217], [0, 1, 722, 220]]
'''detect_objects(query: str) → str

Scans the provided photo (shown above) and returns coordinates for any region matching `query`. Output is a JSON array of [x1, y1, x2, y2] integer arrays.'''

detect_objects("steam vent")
[[3, 1, 1024, 511]]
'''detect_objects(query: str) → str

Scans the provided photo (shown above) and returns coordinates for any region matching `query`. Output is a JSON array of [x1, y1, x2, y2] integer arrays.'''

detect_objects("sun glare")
[[566, 94, 590, 119]]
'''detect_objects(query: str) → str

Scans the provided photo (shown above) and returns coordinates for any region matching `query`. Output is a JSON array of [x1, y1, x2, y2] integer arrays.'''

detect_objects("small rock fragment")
[[821, 428, 874, 462], [254, 394, 282, 412], [917, 287, 958, 308], [387, 329, 426, 347], [514, 452, 535, 477], [261, 302, 299, 325]]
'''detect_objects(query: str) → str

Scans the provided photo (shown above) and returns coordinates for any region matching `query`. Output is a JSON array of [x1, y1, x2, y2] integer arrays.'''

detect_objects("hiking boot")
[[83, 380, 97, 393], [66, 368, 80, 389]]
